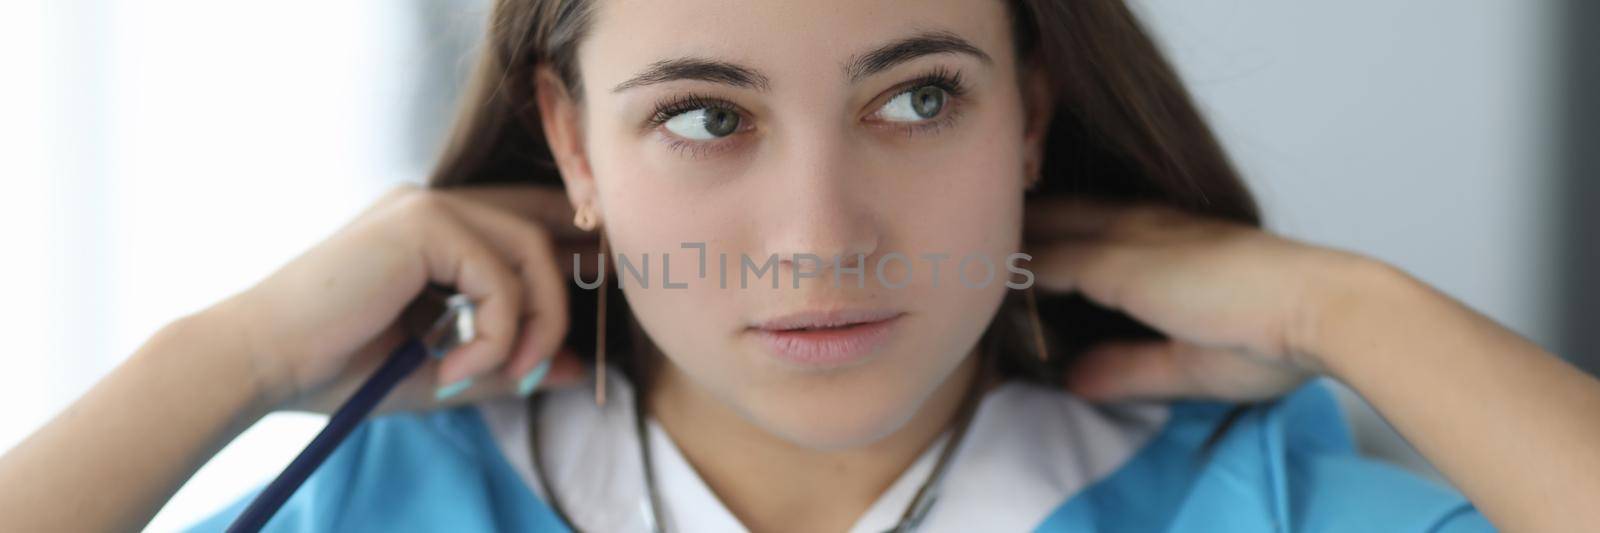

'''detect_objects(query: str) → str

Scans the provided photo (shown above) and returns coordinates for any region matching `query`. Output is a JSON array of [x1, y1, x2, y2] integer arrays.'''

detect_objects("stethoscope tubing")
[[225, 337, 430, 533]]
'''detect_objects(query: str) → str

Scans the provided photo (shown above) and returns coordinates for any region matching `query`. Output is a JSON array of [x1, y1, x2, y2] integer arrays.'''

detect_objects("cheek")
[[882, 112, 1027, 266], [585, 135, 751, 383], [874, 110, 1026, 372]]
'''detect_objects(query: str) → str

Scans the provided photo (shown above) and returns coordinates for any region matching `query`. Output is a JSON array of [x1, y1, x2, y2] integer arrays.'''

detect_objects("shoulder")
[[186, 407, 568, 532], [1033, 380, 1496, 532]]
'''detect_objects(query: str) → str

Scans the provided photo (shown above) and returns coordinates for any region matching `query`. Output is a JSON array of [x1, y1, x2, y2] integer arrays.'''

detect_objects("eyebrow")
[[611, 58, 772, 93], [610, 29, 992, 93], [843, 30, 993, 84]]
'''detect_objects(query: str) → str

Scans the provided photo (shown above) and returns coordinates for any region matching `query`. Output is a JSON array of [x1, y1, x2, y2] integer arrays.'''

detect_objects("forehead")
[[578, 0, 1016, 90]]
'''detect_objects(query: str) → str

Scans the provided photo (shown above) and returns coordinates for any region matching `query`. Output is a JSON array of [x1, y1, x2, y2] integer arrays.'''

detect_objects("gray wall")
[[1559, 0, 1600, 374], [1139, 0, 1559, 350], [1135, 0, 1568, 477]]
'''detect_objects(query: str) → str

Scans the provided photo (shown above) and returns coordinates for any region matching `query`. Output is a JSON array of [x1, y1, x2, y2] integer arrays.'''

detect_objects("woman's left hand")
[[1025, 196, 1600, 532], [1024, 196, 1365, 403]]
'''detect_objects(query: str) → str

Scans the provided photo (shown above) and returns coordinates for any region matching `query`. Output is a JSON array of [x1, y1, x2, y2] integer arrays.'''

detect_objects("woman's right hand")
[[208, 183, 593, 414]]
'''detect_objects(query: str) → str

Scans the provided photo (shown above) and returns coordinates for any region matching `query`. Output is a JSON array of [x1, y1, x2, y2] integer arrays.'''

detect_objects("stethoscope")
[[226, 284, 477, 533], [524, 349, 991, 533], [225, 282, 986, 532]]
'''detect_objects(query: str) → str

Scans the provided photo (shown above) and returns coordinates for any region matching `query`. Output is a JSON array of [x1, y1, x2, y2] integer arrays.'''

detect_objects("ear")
[[1019, 60, 1055, 190], [534, 65, 599, 214]]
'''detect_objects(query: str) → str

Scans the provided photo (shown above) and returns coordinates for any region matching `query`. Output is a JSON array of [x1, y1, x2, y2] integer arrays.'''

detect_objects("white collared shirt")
[[475, 371, 1169, 532]]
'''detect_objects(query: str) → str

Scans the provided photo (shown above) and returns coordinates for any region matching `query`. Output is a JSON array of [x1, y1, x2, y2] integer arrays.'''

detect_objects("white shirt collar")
[[476, 369, 1168, 532]]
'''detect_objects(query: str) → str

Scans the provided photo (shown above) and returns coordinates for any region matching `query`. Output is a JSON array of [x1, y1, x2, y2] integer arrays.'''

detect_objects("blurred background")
[[0, 1, 1592, 530]]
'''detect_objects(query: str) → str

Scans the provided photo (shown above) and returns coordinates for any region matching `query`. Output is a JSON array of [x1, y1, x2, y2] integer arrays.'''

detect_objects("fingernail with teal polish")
[[435, 377, 475, 401], [517, 360, 553, 397]]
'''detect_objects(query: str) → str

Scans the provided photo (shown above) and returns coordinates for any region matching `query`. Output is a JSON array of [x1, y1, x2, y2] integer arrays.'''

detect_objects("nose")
[[760, 131, 882, 277]]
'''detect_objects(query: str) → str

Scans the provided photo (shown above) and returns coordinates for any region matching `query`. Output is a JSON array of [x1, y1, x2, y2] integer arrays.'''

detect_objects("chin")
[[733, 357, 950, 451]]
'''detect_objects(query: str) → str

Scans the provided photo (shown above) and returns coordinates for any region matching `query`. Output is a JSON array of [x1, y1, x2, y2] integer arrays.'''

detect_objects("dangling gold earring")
[[573, 204, 609, 406], [1024, 285, 1049, 362], [1022, 164, 1047, 361]]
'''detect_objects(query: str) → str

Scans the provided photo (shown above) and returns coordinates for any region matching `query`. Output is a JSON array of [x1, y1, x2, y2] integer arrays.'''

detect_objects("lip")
[[748, 309, 905, 367]]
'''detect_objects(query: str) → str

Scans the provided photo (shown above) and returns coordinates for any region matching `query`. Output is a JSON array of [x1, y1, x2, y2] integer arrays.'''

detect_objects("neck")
[[647, 353, 982, 533]]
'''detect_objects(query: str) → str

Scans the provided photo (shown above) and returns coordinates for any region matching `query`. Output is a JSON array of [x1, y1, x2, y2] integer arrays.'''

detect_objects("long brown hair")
[[427, 0, 1261, 387]]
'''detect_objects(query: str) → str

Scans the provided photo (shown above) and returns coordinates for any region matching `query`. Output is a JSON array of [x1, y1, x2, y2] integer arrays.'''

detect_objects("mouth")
[[748, 309, 905, 368]]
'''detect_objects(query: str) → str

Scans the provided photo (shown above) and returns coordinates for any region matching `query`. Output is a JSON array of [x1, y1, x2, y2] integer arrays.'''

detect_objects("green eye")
[[664, 107, 742, 140], [879, 85, 948, 122]]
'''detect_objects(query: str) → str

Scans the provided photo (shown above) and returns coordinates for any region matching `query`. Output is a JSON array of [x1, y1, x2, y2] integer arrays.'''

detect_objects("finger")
[[439, 184, 590, 241], [1067, 340, 1311, 402], [471, 348, 591, 397], [443, 184, 601, 279], [414, 207, 526, 388], [422, 348, 593, 409], [1027, 238, 1142, 305], [349, 348, 591, 414], [1065, 340, 1215, 401], [434, 195, 571, 383]]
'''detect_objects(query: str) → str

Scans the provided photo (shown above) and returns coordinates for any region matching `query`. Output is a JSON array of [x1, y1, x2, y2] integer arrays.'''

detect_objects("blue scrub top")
[[188, 381, 1494, 532]]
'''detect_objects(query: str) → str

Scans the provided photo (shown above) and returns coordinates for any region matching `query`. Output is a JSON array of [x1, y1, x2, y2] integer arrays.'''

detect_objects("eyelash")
[[647, 94, 730, 129], [644, 66, 971, 158], [875, 65, 968, 138], [646, 94, 740, 158]]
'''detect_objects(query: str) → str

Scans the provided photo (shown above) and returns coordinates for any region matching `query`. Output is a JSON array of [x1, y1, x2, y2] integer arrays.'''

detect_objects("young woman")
[[3, 0, 1597, 531]]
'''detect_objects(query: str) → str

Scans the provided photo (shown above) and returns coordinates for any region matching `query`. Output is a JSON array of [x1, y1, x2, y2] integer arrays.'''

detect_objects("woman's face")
[[547, 0, 1046, 449]]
